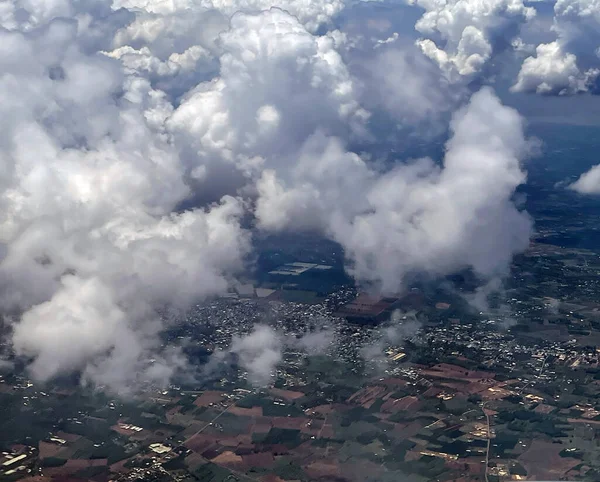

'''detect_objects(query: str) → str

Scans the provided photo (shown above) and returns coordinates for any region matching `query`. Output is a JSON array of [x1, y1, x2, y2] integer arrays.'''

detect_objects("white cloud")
[[256, 88, 532, 292], [114, 0, 343, 33], [413, 0, 535, 81], [0, 0, 538, 393], [354, 42, 461, 127], [0, 5, 369, 392], [514, 0, 600, 94], [13, 276, 128, 381], [230, 325, 282, 386], [0, 18, 250, 393], [168, 8, 369, 193], [570, 162, 600, 193], [512, 40, 599, 94], [554, 0, 600, 25], [292, 328, 335, 355], [360, 310, 421, 366], [108, 0, 346, 100], [203, 324, 334, 386]]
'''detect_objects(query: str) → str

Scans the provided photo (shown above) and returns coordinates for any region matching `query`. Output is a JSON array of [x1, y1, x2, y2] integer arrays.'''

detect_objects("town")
[[2, 236, 600, 481]]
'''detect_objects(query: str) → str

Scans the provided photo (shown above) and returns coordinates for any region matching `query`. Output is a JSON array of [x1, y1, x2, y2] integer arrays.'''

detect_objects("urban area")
[[3, 224, 600, 482]]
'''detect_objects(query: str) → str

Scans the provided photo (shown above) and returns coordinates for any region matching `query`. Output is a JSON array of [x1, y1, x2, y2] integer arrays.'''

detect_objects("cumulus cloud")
[[108, 0, 347, 103], [0, 0, 537, 393], [230, 325, 282, 385], [291, 327, 336, 355], [381, 310, 422, 348], [0, 15, 250, 392], [168, 8, 369, 200], [115, 0, 343, 36], [0, 4, 368, 392], [360, 310, 421, 366], [256, 88, 532, 293], [350, 38, 462, 129], [514, 0, 600, 94], [228, 324, 334, 386], [512, 40, 599, 94], [413, 0, 535, 81], [202, 324, 334, 387], [464, 277, 517, 328], [570, 163, 600, 194]]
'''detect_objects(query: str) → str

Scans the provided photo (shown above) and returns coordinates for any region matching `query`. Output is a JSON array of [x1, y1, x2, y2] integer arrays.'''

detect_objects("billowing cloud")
[[570, 163, 600, 194], [203, 324, 334, 386], [256, 87, 532, 293], [512, 41, 599, 95], [168, 8, 369, 198], [513, 0, 600, 94], [349, 38, 462, 129], [230, 325, 282, 385], [413, 0, 535, 82], [0, 17, 250, 392], [0, 4, 367, 392], [108, 0, 347, 103], [0, 0, 537, 392], [360, 310, 421, 366], [291, 327, 335, 355], [464, 277, 517, 328], [114, 0, 344, 37]]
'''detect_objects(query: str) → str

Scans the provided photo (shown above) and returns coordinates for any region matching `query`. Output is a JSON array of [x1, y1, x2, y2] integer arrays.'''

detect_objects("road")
[[482, 402, 491, 482], [182, 402, 234, 445], [519, 354, 550, 395], [178, 393, 261, 482]]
